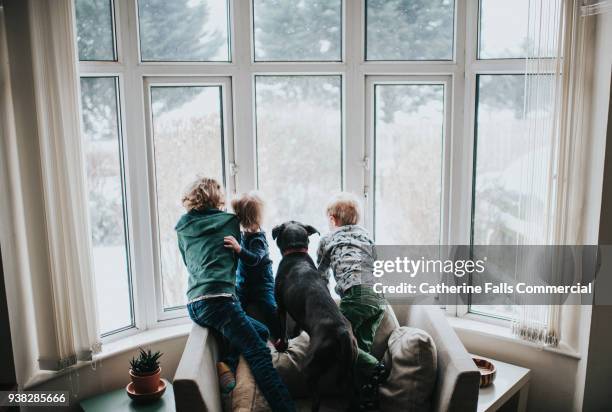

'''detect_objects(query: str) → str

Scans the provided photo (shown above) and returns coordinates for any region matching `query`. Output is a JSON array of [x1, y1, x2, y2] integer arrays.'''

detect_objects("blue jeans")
[[237, 276, 281, 339], [187, 297, 295, 412]]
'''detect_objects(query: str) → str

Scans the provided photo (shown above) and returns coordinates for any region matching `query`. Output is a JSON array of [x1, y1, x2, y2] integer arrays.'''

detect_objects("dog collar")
[[282, 247, 309, 256]]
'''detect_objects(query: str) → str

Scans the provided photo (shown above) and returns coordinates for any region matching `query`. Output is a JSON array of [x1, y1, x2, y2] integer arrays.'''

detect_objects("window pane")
[[80, 77, 133, 335], [479, 0, 556, 59], [255, 76, 342, 267], [150, 85, 225, 309], [471, 74, 554, 319], [472, 74, 555, 245], [374, 84, 444, 244], [75, 0, 116, 61], [366, 0, 454, 61], [253, 0, 342, 61], [138, 0, 230, 62]]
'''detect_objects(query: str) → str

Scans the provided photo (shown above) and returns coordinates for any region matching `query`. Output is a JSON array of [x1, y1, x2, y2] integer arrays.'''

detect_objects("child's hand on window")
[[223, 236, 241, 253]]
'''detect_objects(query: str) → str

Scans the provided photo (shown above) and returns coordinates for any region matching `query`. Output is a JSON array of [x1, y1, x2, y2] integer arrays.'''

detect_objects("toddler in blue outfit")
[[224, 192, 281, 341]]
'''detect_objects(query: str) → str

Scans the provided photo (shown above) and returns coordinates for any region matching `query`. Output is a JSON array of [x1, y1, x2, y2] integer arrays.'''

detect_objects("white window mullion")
[[447, 0, 470, 246], [344, 0, 366, 209], [118, 0, 157, 331], [232, 0, 256, 193]]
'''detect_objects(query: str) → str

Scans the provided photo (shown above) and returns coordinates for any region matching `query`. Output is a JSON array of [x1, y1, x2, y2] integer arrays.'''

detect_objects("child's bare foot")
[[216, 362, 236, 393]]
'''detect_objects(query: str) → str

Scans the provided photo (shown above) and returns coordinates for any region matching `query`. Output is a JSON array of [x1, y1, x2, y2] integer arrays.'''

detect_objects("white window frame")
[[456, 0, 554, 323], [78, 73, 137, 337], [143, 76, 235, 322], [75, 0, 551, 339], [364, 76, 453, 245]]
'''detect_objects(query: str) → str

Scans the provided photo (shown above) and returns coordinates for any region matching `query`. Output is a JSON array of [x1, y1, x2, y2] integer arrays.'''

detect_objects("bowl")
[[472, 357, 496, 387]]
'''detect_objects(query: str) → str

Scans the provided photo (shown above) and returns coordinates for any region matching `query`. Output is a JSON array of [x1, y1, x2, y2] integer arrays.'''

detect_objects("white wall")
[[579, 7, 612, 411]]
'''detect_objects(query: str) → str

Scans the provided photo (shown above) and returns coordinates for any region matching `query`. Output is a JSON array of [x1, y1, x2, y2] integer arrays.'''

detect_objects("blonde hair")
[[182, 177, 225, 211], [231, 191, 264, 231], [326, 192, 361, 226]]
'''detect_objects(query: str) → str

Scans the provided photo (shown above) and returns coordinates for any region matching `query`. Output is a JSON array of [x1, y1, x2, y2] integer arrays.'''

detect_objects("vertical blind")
[[512, 0, 594, 345]]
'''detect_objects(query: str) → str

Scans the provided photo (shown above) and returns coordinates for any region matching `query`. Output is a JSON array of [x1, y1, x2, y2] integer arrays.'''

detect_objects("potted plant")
[[129, 348, 163, 394]]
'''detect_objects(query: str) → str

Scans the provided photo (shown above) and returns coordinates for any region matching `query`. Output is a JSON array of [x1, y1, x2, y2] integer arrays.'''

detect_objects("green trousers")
[[339, 285, 386, 385]]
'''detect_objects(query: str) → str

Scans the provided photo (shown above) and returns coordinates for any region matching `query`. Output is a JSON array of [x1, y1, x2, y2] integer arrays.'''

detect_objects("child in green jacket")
[[176, 177, 294, 412]]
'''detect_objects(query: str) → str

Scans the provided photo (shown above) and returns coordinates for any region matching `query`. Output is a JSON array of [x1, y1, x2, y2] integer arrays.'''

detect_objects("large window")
[[79, 76, 133, 336], [137, 0, 230, 62], [253, 0, 342, 62], [371, 80, 447, 244], [74, 0, 560, 337], [148, 82, 228, 311], [365, 0, 455, 61], [478, 0, 556, 59], [255, 75, 343, 263], [468, 0, 557, 320], [75, 0, 117, 61]]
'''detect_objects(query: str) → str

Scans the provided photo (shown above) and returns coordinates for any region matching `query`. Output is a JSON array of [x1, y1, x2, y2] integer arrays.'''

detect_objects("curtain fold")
[[512, 0, 594, 346], [28, 0, 101, 370], [580, 0, 612, 16]]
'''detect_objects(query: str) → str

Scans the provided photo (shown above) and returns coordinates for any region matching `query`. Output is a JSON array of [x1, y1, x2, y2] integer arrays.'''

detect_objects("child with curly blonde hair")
[[176, 177, 294, 411]]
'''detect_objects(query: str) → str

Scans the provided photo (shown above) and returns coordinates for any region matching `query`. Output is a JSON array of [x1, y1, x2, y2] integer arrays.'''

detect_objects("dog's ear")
[[272, 223, 285, 240], [302, 224, 319, 237]]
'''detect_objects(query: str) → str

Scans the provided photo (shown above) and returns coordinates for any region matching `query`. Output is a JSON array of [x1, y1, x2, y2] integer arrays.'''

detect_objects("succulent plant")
[[130, 348, 163, 376]]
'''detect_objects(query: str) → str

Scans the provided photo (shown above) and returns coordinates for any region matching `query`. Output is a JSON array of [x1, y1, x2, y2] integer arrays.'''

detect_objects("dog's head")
[[271, 221, 319, 254]]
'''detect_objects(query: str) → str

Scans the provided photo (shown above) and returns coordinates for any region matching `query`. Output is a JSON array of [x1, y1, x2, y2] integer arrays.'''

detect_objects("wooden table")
[[474, 355, 531, 412], [80, 379, 174, 412]]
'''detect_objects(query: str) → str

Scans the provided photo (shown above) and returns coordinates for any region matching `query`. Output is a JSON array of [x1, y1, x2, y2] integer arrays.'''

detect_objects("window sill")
[[447, 314, 581, 360], [98, 323, 191, 361], [24, 323, 192, 389]]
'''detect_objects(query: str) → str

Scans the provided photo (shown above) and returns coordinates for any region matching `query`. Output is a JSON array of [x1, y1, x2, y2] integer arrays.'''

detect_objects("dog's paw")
[[273, 338, 289, 352]]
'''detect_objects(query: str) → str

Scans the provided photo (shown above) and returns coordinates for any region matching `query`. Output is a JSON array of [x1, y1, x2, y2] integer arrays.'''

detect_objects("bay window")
[[252, 0, 343, 62], [147, 80, 231, 312], [255, 75, 343, 264], [370, 79, 448, 245], [365, 0, 455, 61], [72, 0, 562, 338], [137, 0, 231, 62], [79, 76, 134, 336]]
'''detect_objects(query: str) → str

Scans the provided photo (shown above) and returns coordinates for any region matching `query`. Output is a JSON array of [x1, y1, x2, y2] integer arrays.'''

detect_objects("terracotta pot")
[[129, 367, 161, 394]]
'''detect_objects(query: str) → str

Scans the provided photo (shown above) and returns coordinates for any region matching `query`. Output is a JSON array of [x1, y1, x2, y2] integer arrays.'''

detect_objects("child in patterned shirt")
[[317, 192, 389, 409]]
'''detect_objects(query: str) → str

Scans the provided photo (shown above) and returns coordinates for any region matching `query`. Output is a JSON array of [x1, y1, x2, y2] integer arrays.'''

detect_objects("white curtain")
[[28, 0, 101, 370], [512, 0, 594, 345]]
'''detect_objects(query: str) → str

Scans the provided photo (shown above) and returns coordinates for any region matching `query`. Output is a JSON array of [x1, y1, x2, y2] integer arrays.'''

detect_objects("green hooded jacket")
[[175, 208, 240, 301]]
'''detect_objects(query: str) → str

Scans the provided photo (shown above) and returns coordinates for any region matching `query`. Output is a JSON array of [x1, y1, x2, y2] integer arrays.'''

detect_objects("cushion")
[[271, 306, 399, 397], [270, 306, 399, 400], [370, 305, 400, 360], [379, 327, 437, 412], [231, 356, 271, 412], [272, 332, 311, 398]]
